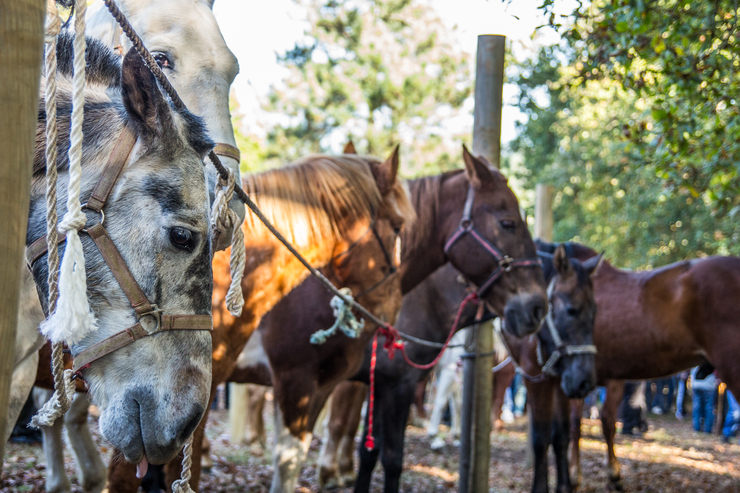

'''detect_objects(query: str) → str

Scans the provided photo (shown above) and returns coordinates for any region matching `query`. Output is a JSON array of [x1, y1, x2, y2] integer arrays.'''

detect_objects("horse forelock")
[[242, 155, 384, 248]]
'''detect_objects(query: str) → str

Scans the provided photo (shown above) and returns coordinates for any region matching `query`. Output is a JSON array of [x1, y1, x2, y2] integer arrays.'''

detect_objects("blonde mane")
[[242, 155, 387, 247]]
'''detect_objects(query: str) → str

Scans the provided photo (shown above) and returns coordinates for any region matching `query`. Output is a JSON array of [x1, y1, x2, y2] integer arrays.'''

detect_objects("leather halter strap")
[[27, 123, 213, 375], [536, 277, 597, 376], [213, 143, 241, 164], [443, 184, 542, 297]]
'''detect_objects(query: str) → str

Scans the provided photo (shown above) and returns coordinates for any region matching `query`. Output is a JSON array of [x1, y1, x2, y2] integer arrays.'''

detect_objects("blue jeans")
[[693, 388, 715, 432], [723, 391, 740, 439]]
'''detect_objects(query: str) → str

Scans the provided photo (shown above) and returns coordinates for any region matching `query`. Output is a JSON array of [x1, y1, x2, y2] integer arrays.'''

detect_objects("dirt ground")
[[3, 394, 740, 493]]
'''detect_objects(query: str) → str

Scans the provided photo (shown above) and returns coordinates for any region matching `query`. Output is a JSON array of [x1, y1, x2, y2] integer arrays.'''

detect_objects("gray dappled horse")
[[25, 34, 215, 472]]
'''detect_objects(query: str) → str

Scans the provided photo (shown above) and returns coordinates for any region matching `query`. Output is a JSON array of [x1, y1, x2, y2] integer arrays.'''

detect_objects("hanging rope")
[[309, 287, 365, 344], [170, 435, 195, 493], [30, 0, 71, 430], [211, 169, 245, 317], [39, 0, 98, 346]]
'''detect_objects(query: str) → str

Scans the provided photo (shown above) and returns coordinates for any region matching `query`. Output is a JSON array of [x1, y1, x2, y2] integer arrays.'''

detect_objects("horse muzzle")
[[503, 291, 547, 338]]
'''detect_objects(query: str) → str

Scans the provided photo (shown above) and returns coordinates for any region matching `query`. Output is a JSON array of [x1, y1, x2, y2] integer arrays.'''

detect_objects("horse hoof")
[[608, 477, 624, 492], [341, 473, 356, 487], [430, 436, 445, 450]]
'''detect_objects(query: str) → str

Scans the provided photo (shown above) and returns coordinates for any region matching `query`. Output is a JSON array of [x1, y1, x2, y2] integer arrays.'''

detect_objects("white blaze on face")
[[394, 235, 402, 267]]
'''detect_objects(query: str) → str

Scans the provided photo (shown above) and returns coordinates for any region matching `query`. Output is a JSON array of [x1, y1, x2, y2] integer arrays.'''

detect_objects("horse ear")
[[343, 140, 357, 154], [553, 244, 573, 277], [121, 47, 171, 137], [582, 251, 605, 277], [199, 0, 216, 8], [374, 144, 400, 195], [462, 144, 495, 189]]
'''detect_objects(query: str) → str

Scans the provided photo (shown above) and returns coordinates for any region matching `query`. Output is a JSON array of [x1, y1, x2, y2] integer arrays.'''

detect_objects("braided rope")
[[170, 435, 195, 493], [211, 170, 245, 316], [39, 0, 98, 347], [30, 0, 70, 429]]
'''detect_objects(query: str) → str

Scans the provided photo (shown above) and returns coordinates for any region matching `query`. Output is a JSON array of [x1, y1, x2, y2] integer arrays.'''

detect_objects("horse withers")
[[27, 35, 215, 467]]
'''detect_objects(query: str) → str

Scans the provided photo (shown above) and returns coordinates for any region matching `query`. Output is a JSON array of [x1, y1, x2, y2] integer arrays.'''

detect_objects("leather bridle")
[[327, 210, 399, 299], [443, 184, 542, 297], [536, 271, 597, 376], [26, 123, 213, 376]]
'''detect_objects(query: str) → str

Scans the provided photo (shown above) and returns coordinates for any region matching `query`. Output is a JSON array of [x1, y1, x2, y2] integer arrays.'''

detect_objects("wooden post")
[[534, 184, 554, 241], [0, 0, 45, 459], [229, 383, 249, 444], [459, 34, 505, 493]]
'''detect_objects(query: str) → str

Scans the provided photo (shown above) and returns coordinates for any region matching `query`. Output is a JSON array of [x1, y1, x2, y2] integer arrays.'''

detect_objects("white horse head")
[[87, 0, 244, 246]]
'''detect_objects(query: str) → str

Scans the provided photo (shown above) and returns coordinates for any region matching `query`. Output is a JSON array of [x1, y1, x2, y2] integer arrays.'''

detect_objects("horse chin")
[[98, 385, 206, 464], [560, 358, 597, 399]]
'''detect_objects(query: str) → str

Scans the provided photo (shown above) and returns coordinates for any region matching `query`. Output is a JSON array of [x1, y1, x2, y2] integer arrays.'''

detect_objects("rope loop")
[[310, 288, 365, 344], [211, 168, 245, 317], [29, 368, 75, 429]]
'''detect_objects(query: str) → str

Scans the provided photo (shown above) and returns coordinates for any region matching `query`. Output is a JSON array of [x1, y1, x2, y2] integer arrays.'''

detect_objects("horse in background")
[[503, 240, 600, 493], [564, 253, 740, 490]]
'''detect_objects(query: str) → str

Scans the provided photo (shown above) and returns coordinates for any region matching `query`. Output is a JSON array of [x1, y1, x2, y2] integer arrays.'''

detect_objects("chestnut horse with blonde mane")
[[106, 150, 413, 491]]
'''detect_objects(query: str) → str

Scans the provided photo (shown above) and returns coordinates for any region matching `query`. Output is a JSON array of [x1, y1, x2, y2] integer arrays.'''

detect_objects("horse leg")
[[318, 381, 364, 489], [568, 398, 584, 489], [426, 363, 455, 446], [338, 382, 366, 485], [527, 378, 556, 493], [32, 388, 71, 493], [552, 387, 572, 493], [201, 434, 213, 471], [355, 386, 381, 493], [492, 362, 515, 432], [244, 383, 268, 448], [381, 384, 415, 493], [602, 380, 625, 491], [65, 392, 106, 493]]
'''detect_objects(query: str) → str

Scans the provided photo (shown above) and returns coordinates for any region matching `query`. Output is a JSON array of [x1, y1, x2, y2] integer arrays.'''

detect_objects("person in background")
[[675, 370, 690, 420], [620, 381, 648, 435], [691, 365, 718, 433], [722, 389, 740, 444]]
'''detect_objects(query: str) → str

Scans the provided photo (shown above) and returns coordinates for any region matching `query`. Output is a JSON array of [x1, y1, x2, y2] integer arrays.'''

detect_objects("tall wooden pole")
[[0, 0, 45, 460], [459, 34, 505, 493], [534, 184, 554, 241]]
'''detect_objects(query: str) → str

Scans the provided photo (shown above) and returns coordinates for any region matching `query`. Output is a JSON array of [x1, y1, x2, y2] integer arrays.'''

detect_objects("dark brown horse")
[[317, 243, 599, 493], [254, 147, 547, 492], [106, 150, 411, 492], [564, 254, 740, 490], [503, 240, 601, 493]]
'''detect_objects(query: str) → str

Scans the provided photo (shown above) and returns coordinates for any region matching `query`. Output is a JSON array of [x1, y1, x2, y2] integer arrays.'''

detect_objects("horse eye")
[[153, 52, 173, 70], [169, 227, 194, 252], [500, 219, 516, 231], [566, 306, 580, 317]]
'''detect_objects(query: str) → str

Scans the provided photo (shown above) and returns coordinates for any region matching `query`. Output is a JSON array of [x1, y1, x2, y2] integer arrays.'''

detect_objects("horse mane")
[[243, 155, 388, 247], [401, 169, 464, 256]]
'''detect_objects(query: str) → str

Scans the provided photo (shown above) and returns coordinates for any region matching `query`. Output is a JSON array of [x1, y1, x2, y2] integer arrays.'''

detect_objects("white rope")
[[171, 435, 195, 493], [210, 169, 245, 317], [39, 0, 98, 346], [309, 287, 365, 344]]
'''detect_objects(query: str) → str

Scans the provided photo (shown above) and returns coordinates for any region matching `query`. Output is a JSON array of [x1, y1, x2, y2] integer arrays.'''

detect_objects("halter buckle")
[[500, 255, 513, 272], [459, 218, 473, 231], [139, 305, 163, 334]]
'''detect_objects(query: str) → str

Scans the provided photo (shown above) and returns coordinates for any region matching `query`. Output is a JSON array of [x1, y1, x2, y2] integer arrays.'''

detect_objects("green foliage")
[[264, 0, 472, 173], [510, 0, 740, 268], [510, 42, 738, 269]]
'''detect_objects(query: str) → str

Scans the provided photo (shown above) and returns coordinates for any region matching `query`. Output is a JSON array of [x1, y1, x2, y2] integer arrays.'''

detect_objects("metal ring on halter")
[[80, 203, 105, 233], [460, 218, 473, 230], [500, 255, 513, 272], [138, 304, 163, 334]]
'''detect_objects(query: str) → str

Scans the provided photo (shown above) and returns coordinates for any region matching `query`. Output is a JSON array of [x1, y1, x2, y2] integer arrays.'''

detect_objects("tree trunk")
[[0, 0, 45, 459]]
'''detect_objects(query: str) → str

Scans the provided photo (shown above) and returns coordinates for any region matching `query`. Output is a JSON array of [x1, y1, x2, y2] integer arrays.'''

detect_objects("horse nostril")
[[178, 406, 204, 443], [531, 301, 545, 325]]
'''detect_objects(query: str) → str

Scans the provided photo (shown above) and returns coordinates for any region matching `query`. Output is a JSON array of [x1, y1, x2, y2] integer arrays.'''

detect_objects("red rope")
[[364, 292, 480, 451]]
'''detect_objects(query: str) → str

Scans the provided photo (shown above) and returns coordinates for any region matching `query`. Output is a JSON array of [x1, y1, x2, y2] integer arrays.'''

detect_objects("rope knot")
[[310, 288, 365, 344], [378, 324, 401, 360], [45, 0, 62, 41]]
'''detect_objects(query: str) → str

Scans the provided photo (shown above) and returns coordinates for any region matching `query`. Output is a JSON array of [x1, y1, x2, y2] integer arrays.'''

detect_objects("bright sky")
[[212, 0, 567, 145]]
